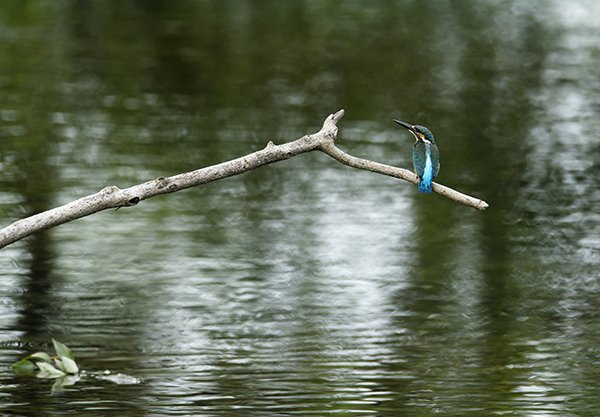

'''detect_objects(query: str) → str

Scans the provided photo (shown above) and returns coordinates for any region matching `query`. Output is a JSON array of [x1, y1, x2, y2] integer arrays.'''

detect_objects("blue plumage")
[[420, 149, 433, 193], [393, 119, 440, 194]]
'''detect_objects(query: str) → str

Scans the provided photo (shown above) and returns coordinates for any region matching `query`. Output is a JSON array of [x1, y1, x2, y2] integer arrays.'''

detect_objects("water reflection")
[[1, 0, 599, 416]]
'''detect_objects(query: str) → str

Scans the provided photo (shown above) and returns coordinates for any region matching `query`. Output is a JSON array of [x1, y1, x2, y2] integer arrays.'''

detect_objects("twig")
[[0, 109, 487, 249]]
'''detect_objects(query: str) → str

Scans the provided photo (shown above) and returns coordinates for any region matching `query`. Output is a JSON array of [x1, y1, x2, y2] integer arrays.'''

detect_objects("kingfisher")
[[393, 119, 440, 193]]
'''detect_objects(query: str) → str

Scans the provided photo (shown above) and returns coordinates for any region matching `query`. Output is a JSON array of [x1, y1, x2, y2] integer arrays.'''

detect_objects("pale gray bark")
[[0, 109, 488, 249]]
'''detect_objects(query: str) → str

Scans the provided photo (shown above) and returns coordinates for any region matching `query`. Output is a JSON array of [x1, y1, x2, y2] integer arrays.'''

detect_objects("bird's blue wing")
[[412, 142, 427, 177]]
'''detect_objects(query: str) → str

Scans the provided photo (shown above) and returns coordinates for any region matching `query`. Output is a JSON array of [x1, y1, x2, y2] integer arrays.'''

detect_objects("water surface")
[[0, 1, 599, 416]]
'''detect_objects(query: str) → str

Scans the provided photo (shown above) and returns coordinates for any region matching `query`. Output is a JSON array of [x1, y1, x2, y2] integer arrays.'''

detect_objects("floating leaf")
[[11, 359, 36, 376], [36, 362, 66, 379], [53, 358, 66, 373], [51, 375, 80, 394], [52, 339, 74, 360], [60, 356, 79, 374], [28, 352, 52, 363]]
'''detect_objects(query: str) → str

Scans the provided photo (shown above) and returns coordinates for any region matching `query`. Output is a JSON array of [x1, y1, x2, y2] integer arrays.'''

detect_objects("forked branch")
[[0, 109, 488, 249]]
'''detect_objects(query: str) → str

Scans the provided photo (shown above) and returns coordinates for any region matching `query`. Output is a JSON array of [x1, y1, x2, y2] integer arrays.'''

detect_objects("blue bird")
[[393, 119, 440, 193]]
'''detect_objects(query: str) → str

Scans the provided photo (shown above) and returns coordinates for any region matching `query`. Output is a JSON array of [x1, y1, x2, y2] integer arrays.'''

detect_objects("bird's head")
[[393, 119, 436, 144]]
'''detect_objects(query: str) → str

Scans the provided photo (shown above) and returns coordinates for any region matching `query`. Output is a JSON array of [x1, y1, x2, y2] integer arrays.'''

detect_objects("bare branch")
[[0, 109, 488, 249], [319, 141, 489, 211]]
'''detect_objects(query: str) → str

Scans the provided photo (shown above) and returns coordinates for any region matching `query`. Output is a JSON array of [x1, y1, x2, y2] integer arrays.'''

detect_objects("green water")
[[0, 1, 599, 416]]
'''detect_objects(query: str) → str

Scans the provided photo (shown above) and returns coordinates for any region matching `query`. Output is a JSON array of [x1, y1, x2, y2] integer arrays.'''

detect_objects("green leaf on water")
[[11, 359, 36, 376], [60, 356, 79, 374], [28, 352, 52, 363], [51, 374, 80, 394], [52, 339, 74, 360], [12, 339, 80, 383], [36, 362, 66, 379], [53, 358, 66, 372]]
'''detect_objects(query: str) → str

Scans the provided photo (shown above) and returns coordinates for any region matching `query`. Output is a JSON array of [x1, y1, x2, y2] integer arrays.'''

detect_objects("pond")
[[0, 1, 599, 416]]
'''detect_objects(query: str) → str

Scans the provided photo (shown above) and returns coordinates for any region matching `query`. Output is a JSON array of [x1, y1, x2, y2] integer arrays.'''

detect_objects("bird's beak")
[[393, 119, 416, 133]]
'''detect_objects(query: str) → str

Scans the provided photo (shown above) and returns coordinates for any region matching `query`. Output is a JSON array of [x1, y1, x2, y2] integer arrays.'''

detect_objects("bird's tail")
[[418, 178, 432, 193], [419, 154, 434, 193]]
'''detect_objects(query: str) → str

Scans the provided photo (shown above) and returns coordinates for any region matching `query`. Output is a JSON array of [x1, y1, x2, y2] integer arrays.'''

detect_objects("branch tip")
[[333, 109, 345, 121], [321, 109, 344, 136]]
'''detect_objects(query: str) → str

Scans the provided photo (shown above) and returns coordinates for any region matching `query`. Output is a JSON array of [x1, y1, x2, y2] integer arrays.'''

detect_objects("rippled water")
[[0, 1, 599, 416]]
